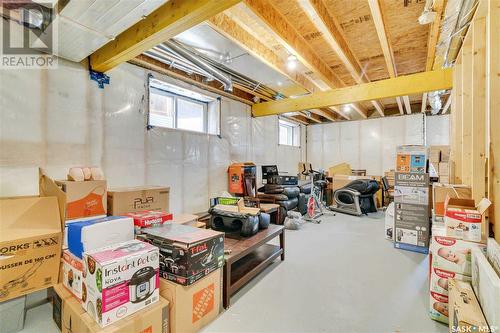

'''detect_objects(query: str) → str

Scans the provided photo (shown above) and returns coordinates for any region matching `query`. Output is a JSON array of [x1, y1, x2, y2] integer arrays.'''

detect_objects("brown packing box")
[[448, 279, 489, 333], [0, 196, 62, 302], [159, 268, 222, 333], [328, 163, 352, 177], [439, 162, 450, 176], [53, 284, 170, 333], [107, 186, 170, 215], [39, 168, 107, 222], [432, 183, 472, 217]]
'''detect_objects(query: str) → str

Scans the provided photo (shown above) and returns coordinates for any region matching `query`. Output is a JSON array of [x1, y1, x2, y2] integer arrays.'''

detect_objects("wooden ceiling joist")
[[90, 0, 241, 72], [289, 115, 310, 125], [243, 0, 367, 119], [367, 0, 407, 115], [299, 0, 385, 117], [300, 111, 322, 123], [252, 69, 453, 116], [208, 13, 337, 122]]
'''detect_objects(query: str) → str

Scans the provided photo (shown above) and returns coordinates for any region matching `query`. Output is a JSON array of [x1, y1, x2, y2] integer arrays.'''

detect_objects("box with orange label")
[[228, 162, 256, 195], [396, 145, 427, 173], [39, 169, 107, 222], [159, 268, 221, 333]]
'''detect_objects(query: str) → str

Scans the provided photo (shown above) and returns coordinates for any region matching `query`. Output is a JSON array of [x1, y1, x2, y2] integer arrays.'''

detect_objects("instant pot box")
[[39, 169, 106, 222], [138, 224, 224, 286], [159, 268, 222, 333], [471, 247, 500, 329], [429, 235, 486, 276], [107, 186, 170, 215], [448, 279, 489, 333], [0, 196, 62, 302], [82, 240, 160, 327]]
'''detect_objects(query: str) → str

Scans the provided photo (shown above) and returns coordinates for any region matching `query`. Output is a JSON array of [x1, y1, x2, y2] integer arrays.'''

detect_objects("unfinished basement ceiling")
[[174, 23, 306, 96]]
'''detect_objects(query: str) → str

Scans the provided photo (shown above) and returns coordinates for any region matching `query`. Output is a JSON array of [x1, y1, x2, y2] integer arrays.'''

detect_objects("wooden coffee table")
[[222, 224, 285, 308]]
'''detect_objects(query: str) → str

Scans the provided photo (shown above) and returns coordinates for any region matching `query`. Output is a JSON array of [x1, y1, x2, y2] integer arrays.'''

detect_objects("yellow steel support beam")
[[252, 69, 453, 116], [90, 0, 241, 72]]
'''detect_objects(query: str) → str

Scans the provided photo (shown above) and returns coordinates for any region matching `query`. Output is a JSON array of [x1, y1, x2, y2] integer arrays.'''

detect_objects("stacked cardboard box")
[[428, 192, 491, 325], [393, 145, 430, 254], [429, 145, 453, 183], [448, 279, 489, 333]]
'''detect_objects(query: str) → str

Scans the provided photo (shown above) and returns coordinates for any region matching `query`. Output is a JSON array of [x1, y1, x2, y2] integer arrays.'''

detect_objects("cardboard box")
[[429, 290, 449, 324], [448, 279, 489, 333], [471, 247, 500, 329], [432, 183, 472, 217], [487, 237, 500, 275], [107, 186, 170, 216], [384, 202, 395, 241], [330, 175, 378, 191], [228, 163, 256, 195], [53, 284, 169, 333], [439, 162, 450, 176], [394, 202, 430, 253], [396, 145, 427, 173], [429, 267, 471, 296], [62, 250, 84, 300], [444, 196, 491, 243], [67, 216, 135, 259], [430, 235, 486, 276], [171, 214, 199, 227], [159, 268, 221, 333], [82, 240, 160, 327], [328, 163, 352, 177], [138, 224, 224, 286], [394, 173, 430, 205], [39, 169, 107, 222], [0, 196, 62, 302], [124, 210, 173, 234]]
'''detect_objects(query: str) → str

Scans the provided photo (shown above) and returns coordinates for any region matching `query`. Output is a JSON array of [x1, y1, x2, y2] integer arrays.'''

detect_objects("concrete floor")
[[19, 211, 447, 333], [204, 211, 447, 333]]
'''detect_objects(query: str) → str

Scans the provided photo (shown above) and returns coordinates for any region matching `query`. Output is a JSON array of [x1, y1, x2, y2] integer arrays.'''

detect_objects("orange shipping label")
[[140, 326, 152, 333], [192, 284, 214, 323], [66, 190, 105, 219]]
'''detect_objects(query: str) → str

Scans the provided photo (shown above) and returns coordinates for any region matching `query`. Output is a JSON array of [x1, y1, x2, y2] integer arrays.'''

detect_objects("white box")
[[429, 235, 486, 276], [67, 216, 134, 259], [62, 250, 84, 300], [471, 246, 500, 329], [384, 202, 395, 240], [429, 290, 449, 324], [487, 237, 500, 275], [82, 240, 159, 327], [429, 267, 471, 296]]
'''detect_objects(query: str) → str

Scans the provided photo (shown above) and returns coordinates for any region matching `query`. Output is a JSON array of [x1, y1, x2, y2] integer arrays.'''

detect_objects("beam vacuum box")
[[0, 196, 62, 302], [394, 172, 430, 205], [396, 145, 427, 173]]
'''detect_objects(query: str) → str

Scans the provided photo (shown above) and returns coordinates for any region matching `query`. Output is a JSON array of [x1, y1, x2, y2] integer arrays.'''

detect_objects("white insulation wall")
[[307, 113, 450, 175], [0, 59, 305, 214]]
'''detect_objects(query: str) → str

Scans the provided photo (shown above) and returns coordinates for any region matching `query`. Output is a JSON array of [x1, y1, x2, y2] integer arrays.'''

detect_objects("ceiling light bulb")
[[286, 54, 298, 70]]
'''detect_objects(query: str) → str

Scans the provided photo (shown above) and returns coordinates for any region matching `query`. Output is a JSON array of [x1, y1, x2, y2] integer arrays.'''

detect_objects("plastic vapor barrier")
[[0, 58, 304, 214]]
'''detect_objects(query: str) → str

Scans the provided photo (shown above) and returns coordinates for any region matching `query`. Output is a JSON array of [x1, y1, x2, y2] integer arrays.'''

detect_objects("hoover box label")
[[82, 240, 159, 327]]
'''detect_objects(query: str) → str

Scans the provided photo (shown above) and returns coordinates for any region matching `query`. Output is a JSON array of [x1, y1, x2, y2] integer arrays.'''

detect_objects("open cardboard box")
[[0, 196, 62, 302], [432, 183, 471, 217], [39, 168, 106, 222], [448, 279, 489, 333], [444, 195, 491, 243], [213, 198, 260, 215]]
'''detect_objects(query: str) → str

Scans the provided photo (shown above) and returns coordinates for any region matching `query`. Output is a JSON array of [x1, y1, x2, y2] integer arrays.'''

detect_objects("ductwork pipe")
[[163, 40, 233, 92]]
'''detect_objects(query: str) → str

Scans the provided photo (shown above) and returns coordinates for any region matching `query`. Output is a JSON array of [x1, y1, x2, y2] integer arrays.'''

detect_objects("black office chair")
[[381, 176, 393, 207]]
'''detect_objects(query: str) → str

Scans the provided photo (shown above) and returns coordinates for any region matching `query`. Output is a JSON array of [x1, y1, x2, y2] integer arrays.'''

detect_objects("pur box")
[[82, 240, 160, 327]]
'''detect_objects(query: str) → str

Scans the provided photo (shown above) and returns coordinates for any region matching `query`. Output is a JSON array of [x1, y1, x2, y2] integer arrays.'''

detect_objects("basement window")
[[148, 78, 220, 135], [278, 119, 300, 147]]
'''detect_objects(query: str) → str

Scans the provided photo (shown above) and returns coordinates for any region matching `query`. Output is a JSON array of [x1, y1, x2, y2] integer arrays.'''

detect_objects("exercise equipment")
[[300, 164, 332, 223], [330, 179, 379, 216]]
